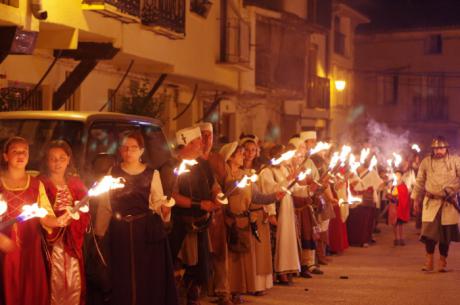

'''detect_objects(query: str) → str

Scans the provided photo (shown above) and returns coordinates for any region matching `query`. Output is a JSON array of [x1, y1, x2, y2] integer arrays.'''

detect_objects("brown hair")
[[1, 137, 29, 169], [41, 140, 77, 177], [120, 130, 145, 149]]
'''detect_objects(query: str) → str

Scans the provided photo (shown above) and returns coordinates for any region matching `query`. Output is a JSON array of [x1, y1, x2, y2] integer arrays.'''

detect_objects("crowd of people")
[[0, 124, 458, 305]]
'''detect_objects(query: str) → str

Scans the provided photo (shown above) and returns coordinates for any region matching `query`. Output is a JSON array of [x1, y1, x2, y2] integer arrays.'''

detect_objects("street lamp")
[[335, 80, 346, 91]]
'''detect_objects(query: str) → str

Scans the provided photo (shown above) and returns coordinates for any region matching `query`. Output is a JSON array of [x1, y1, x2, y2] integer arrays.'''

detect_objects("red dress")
[[39, 175, 89, 305], [328, 204, 349, 253], [0, 176, 52, 305], [388, 183, 410, 225]]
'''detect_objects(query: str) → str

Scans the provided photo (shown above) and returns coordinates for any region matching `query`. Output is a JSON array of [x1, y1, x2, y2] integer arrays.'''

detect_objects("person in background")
[[39, 140, 90, 305], [387, 170, 410, 246]]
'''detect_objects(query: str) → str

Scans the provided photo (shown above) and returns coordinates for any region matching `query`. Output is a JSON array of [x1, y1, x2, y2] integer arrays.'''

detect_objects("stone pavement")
[[203, 222, 460, 305]]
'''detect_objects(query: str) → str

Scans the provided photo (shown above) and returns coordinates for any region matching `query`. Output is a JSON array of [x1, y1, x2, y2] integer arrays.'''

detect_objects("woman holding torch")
[[0, 136, 70, 305], [220, 142, 283, 304], [39, 140, 90, 305], [95, 131, 178, 305]]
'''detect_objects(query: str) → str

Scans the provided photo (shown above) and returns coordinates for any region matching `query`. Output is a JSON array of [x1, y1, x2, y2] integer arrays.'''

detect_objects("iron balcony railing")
[[307, 75, 330, 109], [84, 0, 185, 34], [0, 87, 43, 111]]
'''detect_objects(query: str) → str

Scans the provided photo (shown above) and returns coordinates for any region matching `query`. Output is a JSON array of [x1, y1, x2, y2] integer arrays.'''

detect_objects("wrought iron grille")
[[142, 0, 185, 34], [0, 87, 43, 111]]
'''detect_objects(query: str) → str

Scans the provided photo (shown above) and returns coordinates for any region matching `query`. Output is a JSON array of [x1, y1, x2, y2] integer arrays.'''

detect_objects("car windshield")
[[0, 119, 84, 172]]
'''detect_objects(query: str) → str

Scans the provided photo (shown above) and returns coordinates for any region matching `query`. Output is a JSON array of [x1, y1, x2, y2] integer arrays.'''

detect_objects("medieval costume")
[[97, 166, 178, 305], [223, 166, 278, 296], [0, 175, 55, 305], [272, 165, 300, 277], [412, 137, 460, 272], [40, 175, 90, 305]]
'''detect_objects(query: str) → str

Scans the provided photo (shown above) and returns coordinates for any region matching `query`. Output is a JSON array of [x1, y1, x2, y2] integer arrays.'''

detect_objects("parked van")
[[0, 111, 171, 181]]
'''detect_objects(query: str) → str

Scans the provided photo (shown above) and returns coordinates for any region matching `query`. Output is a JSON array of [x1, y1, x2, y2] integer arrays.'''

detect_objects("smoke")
[[366, 119, 410, 160]]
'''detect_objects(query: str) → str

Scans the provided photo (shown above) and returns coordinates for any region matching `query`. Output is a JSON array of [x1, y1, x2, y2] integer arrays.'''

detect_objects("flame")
[[174, 159, 198, 176], [329, 152, 340, 170], [297, 168, 312, 181], [18, 203, 48, 222], [411, 144, 421, 153], [347, 184, 363, 205], [386, 159, 393, 168], [360, 148, 371, 164], [309, 142, 331, 155], [236, 173, 259, 188], [0, 195, 7, 216], [88, 175, 126, 197], [339, 145, 352, 166], [392, 153, 402, 168], [271, 150, 296, 166], [368, 155, 378, 171], [348, 154, 361, 174], [391, 173, 398, 186]]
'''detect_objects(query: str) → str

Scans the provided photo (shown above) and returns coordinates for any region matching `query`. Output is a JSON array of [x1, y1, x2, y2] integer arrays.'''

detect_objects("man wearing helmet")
[[412, 136, 460, 272]]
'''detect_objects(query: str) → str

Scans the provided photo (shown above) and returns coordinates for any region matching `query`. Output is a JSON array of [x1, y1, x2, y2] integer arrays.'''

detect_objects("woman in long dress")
[[96, 131, 178, 305], [0, 136, 69, 305], [220, 142, 282, 304], [39, 140, 90, 305]]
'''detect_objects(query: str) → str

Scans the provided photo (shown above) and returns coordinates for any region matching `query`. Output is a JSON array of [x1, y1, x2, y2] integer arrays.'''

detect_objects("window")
[[425, 34, 442, 54], [378, 74, 399, 105], [334, 16, 345, 55]]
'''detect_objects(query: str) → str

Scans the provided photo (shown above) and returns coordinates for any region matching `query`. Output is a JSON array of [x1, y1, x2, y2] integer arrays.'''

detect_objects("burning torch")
[[0, 202, 48, 232]]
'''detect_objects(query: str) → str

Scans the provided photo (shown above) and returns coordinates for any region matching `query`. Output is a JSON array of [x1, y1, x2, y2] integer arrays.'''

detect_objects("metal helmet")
[[431, 136, 449, 149]]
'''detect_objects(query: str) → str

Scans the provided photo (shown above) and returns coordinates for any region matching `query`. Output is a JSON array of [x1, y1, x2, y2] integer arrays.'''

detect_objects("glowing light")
[[88, 176, 126, 197], [297, 168, 312, 181], [348, 154, 361, 174], [310, 142, 331, 155], [174, 159, 198, 176], [329, 152, 340, 170], [368, 155, 378, 171], [392, 153, 402, 168], [236, 173, 258, 188], [412, 144, 421, 153], [271, 150, 296, 166], [360, 148, 370, 164], [335, 80, 346, 91], [0, 195, 7, 216], [18, 203, 48, 222], [339, 145, 352, 166]]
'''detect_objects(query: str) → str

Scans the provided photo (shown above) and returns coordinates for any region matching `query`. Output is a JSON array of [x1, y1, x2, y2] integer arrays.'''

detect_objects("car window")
[[86, 122, 118, 161], [0, 119, 84, 172], [142, 124, 171, 169]]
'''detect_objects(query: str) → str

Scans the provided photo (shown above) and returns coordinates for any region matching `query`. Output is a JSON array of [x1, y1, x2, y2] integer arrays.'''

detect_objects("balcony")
[[412, 95, 448, 121], [82, 0, 185, 37], [0, 0, 17, 6], [0, 87, 42, 111], [334, 31, 345, 55], [307, 75, 330, 109]]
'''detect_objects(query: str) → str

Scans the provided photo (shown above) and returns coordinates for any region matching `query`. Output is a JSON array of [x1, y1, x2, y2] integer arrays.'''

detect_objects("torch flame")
[[411, 144, 421, 153], [329, 152, 340, 170], [360, 148, 371, 164], [297, 168, 312, 181], [88, 175, 126, 197], [348, 154, 361, 175], [174, 159, 198, 176], [368, 155, 378, 171], [392, 153, 402, 168], [309, 142, 331, 155], [271, 150, 296, 166], [236, 173, 259, 188], [391, 173, 398, 186], [18, 203, 48, 222], [339, 145, 352, 166], [0, 195, 7, 216]]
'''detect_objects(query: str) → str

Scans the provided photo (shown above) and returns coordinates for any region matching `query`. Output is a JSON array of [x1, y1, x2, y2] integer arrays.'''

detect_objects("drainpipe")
[[31, 0, 48, 20]]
